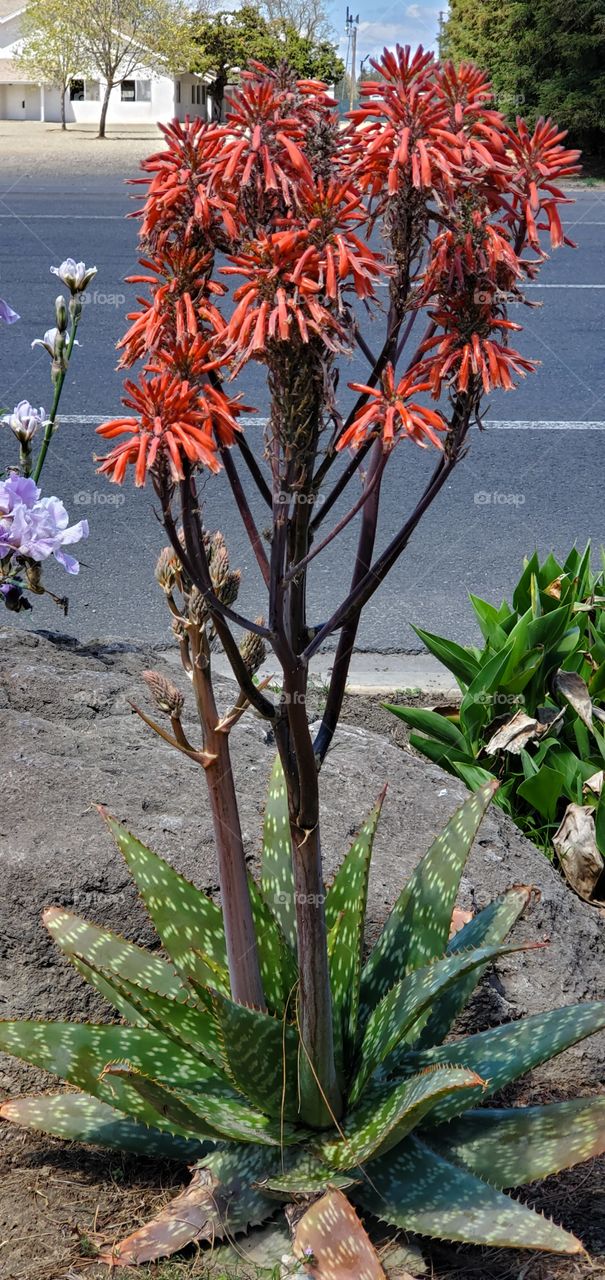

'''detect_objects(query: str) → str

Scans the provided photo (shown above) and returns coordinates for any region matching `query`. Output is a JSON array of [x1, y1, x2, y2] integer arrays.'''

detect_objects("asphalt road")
[[0, 166, 604, 652]]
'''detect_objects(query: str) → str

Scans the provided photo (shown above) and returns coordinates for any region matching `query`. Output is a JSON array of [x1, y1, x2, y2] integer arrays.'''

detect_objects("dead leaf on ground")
[[554, 670, 593, 729], [293, 1188, 387, 1280], [553, 803, 605, 905], [485, 711, 548, 755], [583, 770, 604, 797]]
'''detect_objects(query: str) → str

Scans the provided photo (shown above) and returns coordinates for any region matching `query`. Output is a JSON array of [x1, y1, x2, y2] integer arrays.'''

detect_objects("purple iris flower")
[[0, 473, 88, 574], [0, 298, 19, 324]]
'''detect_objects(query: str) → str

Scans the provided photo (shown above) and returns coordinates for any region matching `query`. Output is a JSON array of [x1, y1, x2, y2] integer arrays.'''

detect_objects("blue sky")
[[326, 0, 442, 68]]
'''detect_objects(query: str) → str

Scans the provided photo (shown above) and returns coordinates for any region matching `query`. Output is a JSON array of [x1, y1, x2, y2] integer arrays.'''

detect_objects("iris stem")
[[32, 314, 81, 485]]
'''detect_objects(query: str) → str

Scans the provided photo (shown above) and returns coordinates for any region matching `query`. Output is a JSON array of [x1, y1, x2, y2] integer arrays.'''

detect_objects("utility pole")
[[345, 7, 359, 110], [437, 9, 446, 57]]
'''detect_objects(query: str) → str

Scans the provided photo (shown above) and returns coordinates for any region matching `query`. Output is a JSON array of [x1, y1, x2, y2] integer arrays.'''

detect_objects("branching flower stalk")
[[95, 51, 580, 1124]]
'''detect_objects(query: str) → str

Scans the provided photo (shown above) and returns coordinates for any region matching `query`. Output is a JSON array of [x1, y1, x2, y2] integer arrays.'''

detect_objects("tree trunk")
[[98, 83, 111, 138], [60, 85, 66, 130]]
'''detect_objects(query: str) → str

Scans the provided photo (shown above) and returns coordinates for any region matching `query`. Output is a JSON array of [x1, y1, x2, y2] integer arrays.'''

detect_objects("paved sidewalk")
[[0, 120, 165, 175]]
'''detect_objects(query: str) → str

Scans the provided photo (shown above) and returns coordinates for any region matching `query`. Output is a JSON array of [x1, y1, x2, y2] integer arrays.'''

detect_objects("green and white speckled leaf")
[[326, 791, 384, 1062], [80, 960, 225, 1069], [43, 906, 186, 1025], [405, 1001, 605, 1127], [360, 781, 497, 1021], [258, 1153, 358, 1196], [0, 1020, 215, 1133], [248, 873, 298, 1014], [314, 1066, 484, 1170], [355, 1135, 584, 1253], [1, 1092, 211, 1159], [260, 756, 296, 951], [207, 987, 299, 1121], [101, 1062, 293, 1146], [103, 1143, 278, 1266], [416, 886, 533, 1048], [103, 813, 228, 979], [430, 1097, 605, 1188], [352, 942, 526, 1102]]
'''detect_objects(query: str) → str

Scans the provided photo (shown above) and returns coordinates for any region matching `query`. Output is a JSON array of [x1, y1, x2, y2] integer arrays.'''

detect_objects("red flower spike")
[[337, 364, 447, 452], [96, 374, 220, 486]]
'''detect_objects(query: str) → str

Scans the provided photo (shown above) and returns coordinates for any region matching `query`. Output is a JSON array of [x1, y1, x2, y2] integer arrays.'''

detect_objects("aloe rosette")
[[1, 773, 604, 1266]]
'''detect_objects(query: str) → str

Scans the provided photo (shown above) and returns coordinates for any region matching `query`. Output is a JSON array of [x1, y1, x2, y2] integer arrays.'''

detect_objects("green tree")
[[77, 0, 200, 138], [17, 0, 89, 130], [193, 5, 344, 119], [443, 0, 605, 154]]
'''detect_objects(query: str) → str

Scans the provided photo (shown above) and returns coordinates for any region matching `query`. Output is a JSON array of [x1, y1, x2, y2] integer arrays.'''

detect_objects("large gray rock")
[[1, 627, 603, 1092]]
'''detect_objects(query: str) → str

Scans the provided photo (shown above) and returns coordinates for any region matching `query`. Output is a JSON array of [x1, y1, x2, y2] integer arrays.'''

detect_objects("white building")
[[0, 0, 214, 124]]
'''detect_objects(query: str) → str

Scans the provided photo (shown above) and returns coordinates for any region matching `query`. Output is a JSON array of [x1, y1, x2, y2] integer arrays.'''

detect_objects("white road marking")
[[525, 283, 605, 288], [0, 213, 125, 219], [63, 414, 605, 431]]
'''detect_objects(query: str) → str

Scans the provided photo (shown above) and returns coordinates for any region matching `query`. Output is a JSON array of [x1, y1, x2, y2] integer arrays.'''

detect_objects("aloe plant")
[[387, 545, 605, 899], [2, 776, 604, 1266]]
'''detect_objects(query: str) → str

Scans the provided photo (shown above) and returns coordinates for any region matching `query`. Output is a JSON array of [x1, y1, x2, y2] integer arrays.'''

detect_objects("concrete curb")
[[211, 650, 460, 698]]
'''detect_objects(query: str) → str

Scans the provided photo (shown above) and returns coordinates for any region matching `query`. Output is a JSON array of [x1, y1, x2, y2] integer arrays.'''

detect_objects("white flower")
[[50, 258, 97, 294], [1, 400, 46, 443], [31, 327, 79, 357]]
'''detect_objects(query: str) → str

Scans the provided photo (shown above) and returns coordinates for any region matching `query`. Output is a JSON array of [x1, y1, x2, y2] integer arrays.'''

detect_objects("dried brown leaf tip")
[[294, 1188, 387, 1280], [142, 669, 184, 718]]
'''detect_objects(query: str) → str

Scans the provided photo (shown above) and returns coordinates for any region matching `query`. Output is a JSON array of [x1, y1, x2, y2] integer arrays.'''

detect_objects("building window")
[[136, 79, 151, 101], [176, 80, 181, 104], [121, 79, 136, 101], [69, 79, 84, 101], [191, 84, 195, 105]]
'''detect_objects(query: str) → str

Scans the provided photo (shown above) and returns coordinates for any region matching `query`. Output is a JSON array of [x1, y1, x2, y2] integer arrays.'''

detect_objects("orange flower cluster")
[[96, 375, 221, 485], [97, 54, 578, 482], [338, 364, 447, 451]]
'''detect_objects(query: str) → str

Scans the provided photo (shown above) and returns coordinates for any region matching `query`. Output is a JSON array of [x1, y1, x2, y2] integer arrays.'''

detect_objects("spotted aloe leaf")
[[101, 1062, 297, 1146], [103, 812, 228, 979], [260, 755, 296, 950], [99, 1064, 226, 1141], [405, 1000, 605, 1126], [415, 885, 534, 1048], [78, 960, 225, 1069], [207, 987, 300, 1122], [0, 1020, 204, 1098], [429, 1097, 605, 1188], [315, 1066, 484, 1171], [43, 906, 186, 1025], [0, 1093, 210, 1159], [326, 789, 384, 1065], [360, 780, 498, 1021], [101, 1144, 279, 1266], [293, 1188, 387, 1279], [355, 1135, 584, 1254], [351, 941, 532, 1103], [247, 872, 298, 1014], [0, 1021, 211, 1132], [257, 1154, 359, 1197]]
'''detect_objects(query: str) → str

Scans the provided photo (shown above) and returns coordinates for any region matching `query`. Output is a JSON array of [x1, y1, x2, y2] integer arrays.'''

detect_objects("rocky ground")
[[1, 627, 604, 1280]]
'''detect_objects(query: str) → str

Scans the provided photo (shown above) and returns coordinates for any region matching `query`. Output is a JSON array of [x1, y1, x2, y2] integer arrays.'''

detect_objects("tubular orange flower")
[[420, 314, 537, 396], [117, 246, 227, 368], [210, 76, 314, 208], [505, 117, 581, 251], [337, 364, 447, 451], [132, 118, 237, 246], [95, 374, 220, 486]]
